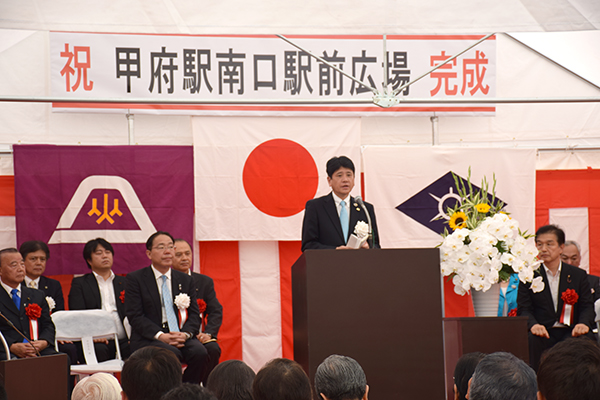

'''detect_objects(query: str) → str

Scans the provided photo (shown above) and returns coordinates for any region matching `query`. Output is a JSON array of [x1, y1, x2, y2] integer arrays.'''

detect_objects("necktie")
[[340, 200, 349, 243], [160, 275, 180, 332], [11, 289, 20, 310], [29, 281, 37, 289]]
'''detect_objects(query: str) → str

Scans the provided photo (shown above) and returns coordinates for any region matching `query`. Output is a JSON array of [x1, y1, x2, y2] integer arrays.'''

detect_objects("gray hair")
[[315, 355, 367, 400], [564, 240, 581, 252], [72, 373, 122, 400], [469, 352, 537, 400]]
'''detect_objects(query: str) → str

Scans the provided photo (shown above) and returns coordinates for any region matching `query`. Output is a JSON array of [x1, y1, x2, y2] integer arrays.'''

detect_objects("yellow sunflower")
[[475, 203, 491, 213], [449, 211, 468, 230]]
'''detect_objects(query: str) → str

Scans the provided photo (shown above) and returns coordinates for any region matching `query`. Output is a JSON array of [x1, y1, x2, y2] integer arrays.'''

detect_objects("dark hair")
[[19, 241, 50, 260], [315, 354, 366, 400], [253, 358, 312, 400], [538, 338, 600, 400], [326, 156, 355, 178], [174, 238, 190, 247], [161, 383, 217, 400], [535, 225, 565, 246], [121, 346, 182, 400], [0, 248, 20, 265], [83, 238, 114, 269], [206, 360, 255, 400], [469, 352, 537, 400], [453, 352, 485, 400], [146, 231, 175, 251]]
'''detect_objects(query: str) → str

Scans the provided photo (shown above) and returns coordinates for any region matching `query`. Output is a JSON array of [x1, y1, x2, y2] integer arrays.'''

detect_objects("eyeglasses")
[[153, 244, 174, 251]]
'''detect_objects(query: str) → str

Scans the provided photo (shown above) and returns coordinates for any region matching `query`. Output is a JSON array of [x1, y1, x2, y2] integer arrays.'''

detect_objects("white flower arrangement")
[[45, 296, 56, 311], [173, 293, 191, 310], [439, 169, 544, 295]]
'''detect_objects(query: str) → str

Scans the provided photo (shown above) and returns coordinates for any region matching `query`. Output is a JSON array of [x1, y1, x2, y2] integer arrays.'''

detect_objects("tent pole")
[[126, 111, 135, 145], [431, 115, 439, 146]]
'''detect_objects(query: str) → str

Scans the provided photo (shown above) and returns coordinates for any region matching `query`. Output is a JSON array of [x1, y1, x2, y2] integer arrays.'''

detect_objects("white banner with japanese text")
[[50, 32, 496, 116]]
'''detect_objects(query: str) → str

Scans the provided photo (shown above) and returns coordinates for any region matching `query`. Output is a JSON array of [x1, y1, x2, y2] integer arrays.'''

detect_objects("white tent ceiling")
[[1, 0, 599, 34]]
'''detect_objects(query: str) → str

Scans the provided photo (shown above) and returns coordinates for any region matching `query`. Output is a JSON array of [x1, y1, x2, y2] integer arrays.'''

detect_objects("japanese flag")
[[192, 116, 361, 241]]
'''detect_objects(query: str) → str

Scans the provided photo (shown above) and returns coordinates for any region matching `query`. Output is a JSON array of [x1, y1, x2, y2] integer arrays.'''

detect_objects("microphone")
[[354, 196, 373, 247], [0, 310, 42, 357]]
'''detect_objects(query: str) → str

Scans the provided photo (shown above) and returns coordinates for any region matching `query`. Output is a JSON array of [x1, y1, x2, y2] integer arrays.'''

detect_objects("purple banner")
[[14, 145, 194, 275]]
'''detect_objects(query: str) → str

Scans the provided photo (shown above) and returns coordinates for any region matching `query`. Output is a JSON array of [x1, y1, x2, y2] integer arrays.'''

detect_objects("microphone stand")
[[0, 310, 42, 357]]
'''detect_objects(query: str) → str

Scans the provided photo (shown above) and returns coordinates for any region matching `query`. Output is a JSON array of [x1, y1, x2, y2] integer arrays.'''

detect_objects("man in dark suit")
[[126, 231, 207, 384], [561, 240, 600, 302], [0, 248, 59, 359], [301, 156, 380, 251], [69, 238, 129, 361], [173, 238, 223, 384], [517, 225, 595, 371], [19, 241, 65, 312]]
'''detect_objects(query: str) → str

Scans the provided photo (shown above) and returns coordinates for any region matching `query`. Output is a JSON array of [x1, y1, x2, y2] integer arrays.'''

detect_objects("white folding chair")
[[52, 309, 124, 376], [0, 330, 9, 360]]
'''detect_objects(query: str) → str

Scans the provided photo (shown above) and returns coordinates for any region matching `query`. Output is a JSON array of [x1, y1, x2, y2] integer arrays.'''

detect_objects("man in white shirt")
[[19, 240, 65, 312], [69, 238, 129, 361], [517, 225, 595, 371]]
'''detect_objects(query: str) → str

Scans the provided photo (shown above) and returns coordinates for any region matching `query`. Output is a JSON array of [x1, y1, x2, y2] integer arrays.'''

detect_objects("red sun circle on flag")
[[243, 139, 319, 217]]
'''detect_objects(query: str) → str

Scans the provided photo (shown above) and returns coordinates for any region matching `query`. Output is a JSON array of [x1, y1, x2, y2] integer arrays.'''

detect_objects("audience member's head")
[[453, 352, 485, 400], [19, 240, 49, 280], [535, 225, 565, 246], [537, 338, 600, 400], [314, 354, 368, 400], [83, 238, 115, 270], [161, 383, 217, 400], [253, 358, 312, 400], [206, 359, 255, 400], [468, 352, 537, 400], [121, 346, 182, 400], [561, 240, 582, 268], [72, 372, 122, 400]]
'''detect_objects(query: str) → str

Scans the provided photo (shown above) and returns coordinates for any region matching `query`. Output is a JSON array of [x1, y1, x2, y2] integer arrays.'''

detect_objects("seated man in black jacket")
[[69, 238, 130, 361], [173, 238, 223, 385]]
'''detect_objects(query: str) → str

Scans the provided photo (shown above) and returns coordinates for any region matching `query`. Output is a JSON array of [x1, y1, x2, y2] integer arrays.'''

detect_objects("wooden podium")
[[0, 353, 69, 400], [292, 249, 445, 400]]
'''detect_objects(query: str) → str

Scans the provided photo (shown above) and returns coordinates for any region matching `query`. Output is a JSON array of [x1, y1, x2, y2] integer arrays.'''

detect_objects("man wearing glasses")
[[125, 231, 207, 384]]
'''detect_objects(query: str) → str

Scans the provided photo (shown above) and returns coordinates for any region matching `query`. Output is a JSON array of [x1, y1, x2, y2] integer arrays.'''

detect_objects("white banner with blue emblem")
[[362, 147, 536, 249]]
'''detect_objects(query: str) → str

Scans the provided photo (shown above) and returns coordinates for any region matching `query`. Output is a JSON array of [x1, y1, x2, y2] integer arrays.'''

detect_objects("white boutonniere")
[[45, 296, 56, 311], [174, 293, 191, 310]]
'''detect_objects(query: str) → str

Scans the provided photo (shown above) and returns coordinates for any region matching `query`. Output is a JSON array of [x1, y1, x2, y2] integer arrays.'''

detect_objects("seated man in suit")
[[173, 238, 223, 385], [561, 240, 600, 303], [19, 240, 65, 312], [517, 224, 595, 371], [125, 231, 207, 384], [0, 247, 60, 359], [301, 156, 380, 251], [69, 237, 130, 362]]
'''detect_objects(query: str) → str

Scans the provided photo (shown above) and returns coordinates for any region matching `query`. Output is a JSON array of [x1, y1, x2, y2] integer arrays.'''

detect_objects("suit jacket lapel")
[[86, 274, 102, 308], [538, 268, 557, 315], [324, 193, 345, 243], [0, 285, 19, 317], [144, 267, 162, 316], [112, 278, 125, 320], [557, 265, 570, 318]]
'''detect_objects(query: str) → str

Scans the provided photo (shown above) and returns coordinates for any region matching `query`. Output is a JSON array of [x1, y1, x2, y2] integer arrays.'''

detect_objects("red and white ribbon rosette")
[[560, 289, 579, 326], [25, 303, 42, 341], [174, 293, 190, 329], [197, 299, 207, 331]]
